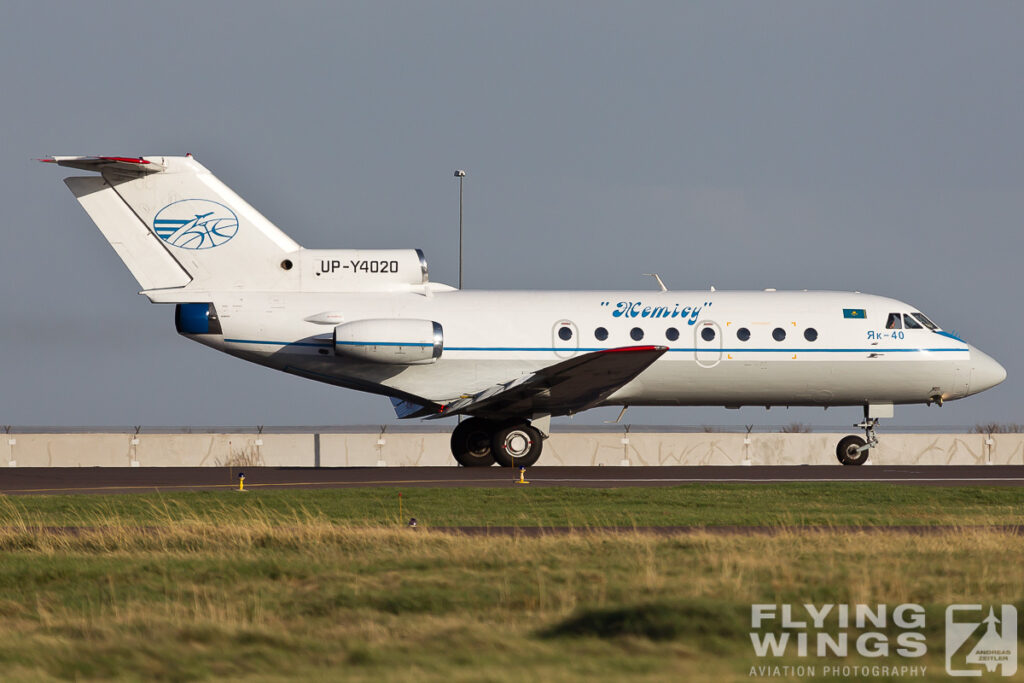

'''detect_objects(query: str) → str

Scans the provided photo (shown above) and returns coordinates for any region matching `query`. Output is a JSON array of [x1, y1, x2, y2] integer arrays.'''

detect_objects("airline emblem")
[[153, 199, 239, 250]]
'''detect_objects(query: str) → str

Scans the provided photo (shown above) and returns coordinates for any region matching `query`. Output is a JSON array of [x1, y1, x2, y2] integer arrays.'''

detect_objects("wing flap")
[[390, 396, 443, 419], [429, 345, 667, 420]]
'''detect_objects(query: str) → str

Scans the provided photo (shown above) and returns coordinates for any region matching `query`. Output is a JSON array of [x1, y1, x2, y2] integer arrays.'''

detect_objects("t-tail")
[[43, 155, 433, 302]]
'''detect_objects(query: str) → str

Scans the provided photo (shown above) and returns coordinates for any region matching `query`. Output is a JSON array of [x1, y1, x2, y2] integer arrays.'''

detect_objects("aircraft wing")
[[427, 345, 668, 420]]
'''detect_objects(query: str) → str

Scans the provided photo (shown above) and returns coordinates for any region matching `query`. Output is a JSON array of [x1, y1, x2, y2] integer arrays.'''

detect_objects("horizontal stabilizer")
[[429, 345, 668, 420], [42, 156, 164, 175]]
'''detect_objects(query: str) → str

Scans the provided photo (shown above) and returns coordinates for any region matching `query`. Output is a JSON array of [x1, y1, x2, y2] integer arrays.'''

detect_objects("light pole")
[[454, 170, 466, 289]]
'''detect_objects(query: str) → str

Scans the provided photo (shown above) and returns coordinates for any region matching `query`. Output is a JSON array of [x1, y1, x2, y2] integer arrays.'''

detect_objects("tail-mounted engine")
[[334, 319, 443, 364], [175, 303, 222, 335]]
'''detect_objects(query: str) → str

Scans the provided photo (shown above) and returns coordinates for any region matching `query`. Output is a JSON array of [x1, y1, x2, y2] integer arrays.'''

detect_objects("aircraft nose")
[[969, 346, 1007, 393]]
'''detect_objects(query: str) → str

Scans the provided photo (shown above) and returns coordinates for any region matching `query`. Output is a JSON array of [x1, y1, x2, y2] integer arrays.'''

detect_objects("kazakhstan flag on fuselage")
[[843, 308, 866, 319]]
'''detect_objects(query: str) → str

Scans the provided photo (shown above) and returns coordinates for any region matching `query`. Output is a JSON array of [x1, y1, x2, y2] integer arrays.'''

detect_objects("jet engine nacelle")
[[334, 319, 443, 364]]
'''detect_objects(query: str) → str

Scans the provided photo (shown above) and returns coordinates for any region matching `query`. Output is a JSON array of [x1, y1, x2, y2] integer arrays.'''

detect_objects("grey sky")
[[1, 2, 1020, 428]]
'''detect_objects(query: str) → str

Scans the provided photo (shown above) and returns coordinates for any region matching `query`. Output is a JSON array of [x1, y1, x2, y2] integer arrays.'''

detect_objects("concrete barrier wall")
[[3, 431, 1022, 467], [2, 433, 314, 468]]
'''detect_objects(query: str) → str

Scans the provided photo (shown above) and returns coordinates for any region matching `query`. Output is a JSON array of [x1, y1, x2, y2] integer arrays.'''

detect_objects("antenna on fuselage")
[[643, 273, 668, 292]]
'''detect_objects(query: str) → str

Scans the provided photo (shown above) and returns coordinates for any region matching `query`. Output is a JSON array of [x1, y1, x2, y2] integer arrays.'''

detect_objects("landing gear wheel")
[[491, 422, 543, 468], [836, 435, 868, 466], [451, 418, 497, 467]]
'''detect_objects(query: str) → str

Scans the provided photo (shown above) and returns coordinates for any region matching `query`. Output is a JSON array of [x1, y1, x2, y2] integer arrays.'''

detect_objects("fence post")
[[742, 425, 753, 466], [619, 425, 631, 466], [376, 425, 387, 467], [4, 426, 14, 468]]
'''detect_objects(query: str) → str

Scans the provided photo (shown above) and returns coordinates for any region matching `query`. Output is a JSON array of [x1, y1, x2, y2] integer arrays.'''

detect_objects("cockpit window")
[[886, 313, 902, 330], [903, 314, 923, 329], [912, 313, 938, 330]]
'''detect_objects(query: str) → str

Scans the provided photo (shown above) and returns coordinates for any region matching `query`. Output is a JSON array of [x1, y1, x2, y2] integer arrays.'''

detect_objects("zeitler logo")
[[946, 605, 1017, 677]]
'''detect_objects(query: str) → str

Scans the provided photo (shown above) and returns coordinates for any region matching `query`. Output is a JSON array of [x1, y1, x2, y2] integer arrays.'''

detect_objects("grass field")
[[3, 483, 1024, 528], [0, 485, 1021, 681]]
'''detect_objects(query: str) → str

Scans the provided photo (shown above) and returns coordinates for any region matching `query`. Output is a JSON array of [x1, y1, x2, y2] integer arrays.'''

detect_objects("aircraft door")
[[552, 320, 579, 358], [952, 366, 971, 399], [695, 320, 722, 368]]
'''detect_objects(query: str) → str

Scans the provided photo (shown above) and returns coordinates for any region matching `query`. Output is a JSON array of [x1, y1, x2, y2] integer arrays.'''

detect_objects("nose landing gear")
[[836, 405, 888, 466]]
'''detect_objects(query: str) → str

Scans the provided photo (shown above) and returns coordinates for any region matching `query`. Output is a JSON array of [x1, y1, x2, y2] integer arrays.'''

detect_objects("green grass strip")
[[2, 483, 1022, 528]]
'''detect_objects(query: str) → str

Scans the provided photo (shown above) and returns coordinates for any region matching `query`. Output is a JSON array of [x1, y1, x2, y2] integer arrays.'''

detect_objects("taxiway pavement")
[[1, 465, 1023, 495]]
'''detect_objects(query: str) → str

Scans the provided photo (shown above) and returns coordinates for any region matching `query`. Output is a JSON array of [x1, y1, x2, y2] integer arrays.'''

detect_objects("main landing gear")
[[836, 405, 884, 466], [450, 417, 544, 467]]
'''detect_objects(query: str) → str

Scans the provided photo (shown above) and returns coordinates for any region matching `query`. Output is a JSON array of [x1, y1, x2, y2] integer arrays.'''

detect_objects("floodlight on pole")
[[454, 170, 466, 289]]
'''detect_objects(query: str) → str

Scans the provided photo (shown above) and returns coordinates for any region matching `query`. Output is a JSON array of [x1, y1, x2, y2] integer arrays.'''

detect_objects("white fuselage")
[[187, 288, 1005, 412]]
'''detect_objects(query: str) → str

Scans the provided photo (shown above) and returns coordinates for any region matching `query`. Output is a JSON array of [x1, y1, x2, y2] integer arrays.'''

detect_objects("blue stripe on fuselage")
[[223, 338, 968, 354]]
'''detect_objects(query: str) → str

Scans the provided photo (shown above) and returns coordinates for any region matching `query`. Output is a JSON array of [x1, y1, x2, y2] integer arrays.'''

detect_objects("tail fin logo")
[[153, 199, 239, 250]]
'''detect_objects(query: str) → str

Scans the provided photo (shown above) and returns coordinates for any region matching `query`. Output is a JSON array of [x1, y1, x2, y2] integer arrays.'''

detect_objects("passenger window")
[[700, 327, 716, 342], [772, 327, 786, 342], [886, 313, 902, 330], [630, 327, 644, 341], [594, 327, 608, 341], [665, 327, 679, 341], [903, 314, 922, 329], [912, 313, 937, 330], [736, 327, 751, 342], [804, 328, 818, 342]]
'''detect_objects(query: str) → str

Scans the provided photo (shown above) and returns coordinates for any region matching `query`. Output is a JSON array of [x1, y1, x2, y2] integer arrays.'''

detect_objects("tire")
[[836, 435, 869, 466], [450, 417, 497, 467], [491, 422, 543, 468]]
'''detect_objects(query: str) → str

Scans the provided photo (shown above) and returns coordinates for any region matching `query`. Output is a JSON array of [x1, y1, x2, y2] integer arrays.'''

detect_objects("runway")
[[2, 465, 1024, 495]]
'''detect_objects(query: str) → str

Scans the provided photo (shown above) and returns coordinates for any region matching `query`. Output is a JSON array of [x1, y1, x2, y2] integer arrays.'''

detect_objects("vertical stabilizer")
[[48, 155, 302, 292]]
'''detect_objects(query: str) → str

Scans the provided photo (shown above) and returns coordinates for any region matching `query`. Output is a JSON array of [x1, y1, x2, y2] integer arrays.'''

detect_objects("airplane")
[[42, 155, 1006, 467]]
